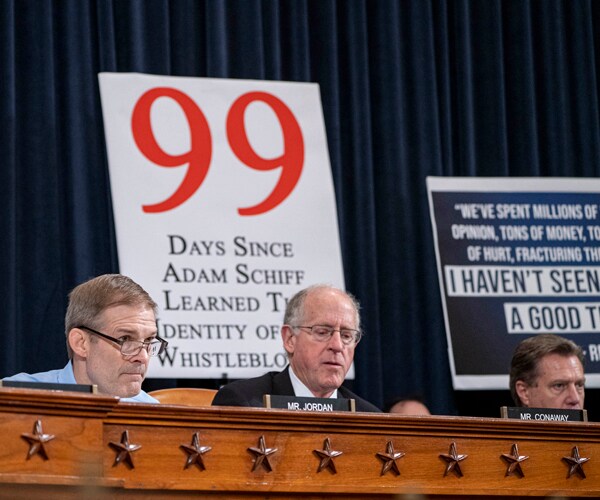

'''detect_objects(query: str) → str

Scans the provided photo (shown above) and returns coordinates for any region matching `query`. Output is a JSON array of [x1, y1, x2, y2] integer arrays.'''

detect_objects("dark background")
[[2, 0, 600, 418]]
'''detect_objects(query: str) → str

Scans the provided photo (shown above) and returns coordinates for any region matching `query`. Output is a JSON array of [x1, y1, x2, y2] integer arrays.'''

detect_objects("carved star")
[[439, 442, 467, 477], [562, 446, 590, 479], [247, 435, 277, 472], [501, 443, 529, 477], [21, 420, 55, 460], [376, 440, 405, 476], [180, 432, 212, 470], [109, 430, 142, 469], [314, 437, 343, 474]]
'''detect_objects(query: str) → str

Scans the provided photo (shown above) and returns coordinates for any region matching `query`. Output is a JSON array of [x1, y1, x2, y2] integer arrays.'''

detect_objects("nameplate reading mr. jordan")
[[264, 395, 355, 412]]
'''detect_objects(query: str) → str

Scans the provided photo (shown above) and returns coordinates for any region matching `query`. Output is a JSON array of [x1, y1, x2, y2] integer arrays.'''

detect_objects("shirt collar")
[[60, 360, 78, 384]]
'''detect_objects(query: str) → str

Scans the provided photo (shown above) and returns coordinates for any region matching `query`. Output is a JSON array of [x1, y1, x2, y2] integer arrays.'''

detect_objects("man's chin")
[[118, 382, 143, 399], [322, 363, 346, 374], [321, 376, 344, 391]]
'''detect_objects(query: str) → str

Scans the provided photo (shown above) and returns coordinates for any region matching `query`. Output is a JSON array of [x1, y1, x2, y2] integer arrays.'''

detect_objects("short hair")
[[384, 394, 429, 413], [509, 334, 585, 406], [64, 274, 158, 358], [283, 284, 361, 331]]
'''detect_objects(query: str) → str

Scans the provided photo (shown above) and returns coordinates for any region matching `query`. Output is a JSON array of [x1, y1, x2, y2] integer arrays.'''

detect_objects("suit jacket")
[[212, 366, 381, 412]]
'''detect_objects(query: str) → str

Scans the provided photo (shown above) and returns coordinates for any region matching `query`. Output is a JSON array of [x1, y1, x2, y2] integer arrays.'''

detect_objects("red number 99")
[[131, 87, 212, 213]]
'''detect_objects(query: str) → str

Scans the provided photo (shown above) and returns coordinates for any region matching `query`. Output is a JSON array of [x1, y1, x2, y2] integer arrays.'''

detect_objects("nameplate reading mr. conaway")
[[501, 406, 587, 422], [264, 395, 355, 412]]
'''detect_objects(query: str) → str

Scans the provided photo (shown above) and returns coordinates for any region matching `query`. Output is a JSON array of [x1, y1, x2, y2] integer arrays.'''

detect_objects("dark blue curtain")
[[2, 0, 600, 416]]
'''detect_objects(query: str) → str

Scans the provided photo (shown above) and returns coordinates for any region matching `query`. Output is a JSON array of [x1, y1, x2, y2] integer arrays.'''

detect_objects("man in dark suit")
[[212, 284, 380, 412]]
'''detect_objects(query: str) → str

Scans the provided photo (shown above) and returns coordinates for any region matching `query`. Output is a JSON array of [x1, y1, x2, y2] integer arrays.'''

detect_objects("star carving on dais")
[[439, 442, 468, 477], [21, 420, 55, 460], [376, 440, 405, 476], [180, 432, 212, 471], [562, 446, 590, 479], [314, 437, 343, 474], [501, 443, 529, 477], [109, 430, 142, 469], [247, 435, 277, 472]]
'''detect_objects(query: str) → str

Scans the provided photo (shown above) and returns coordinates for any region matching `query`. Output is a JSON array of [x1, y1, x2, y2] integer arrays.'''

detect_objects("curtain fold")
[[2, 0, 600, 415]]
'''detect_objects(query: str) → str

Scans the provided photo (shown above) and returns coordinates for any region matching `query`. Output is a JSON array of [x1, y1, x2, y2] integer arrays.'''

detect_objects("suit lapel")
[[272, 366, 295, 396]]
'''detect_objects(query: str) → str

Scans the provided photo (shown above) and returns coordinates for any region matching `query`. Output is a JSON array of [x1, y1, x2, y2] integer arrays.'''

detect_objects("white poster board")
[[427, 177, 600, 389], [99, 73, 346, 379]]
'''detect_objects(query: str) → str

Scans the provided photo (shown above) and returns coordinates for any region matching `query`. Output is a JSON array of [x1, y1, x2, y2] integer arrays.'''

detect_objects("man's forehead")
[[538, 353, 584, 375], [540, 352, 582, 365], [303, 307, 356, 320], [97, 303, 156, 325]]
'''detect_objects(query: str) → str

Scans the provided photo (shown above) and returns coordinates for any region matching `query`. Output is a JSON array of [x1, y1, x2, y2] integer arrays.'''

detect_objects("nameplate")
[[264, 394, 355, 412], [0, 380, 98, 394], [500, 406, 587, 422]]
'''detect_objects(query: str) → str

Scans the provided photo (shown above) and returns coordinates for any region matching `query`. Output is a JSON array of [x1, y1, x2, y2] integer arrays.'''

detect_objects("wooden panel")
[[0, 388, 599, 498], [0, 387, 119, 489], [103, 404, 600, 497]]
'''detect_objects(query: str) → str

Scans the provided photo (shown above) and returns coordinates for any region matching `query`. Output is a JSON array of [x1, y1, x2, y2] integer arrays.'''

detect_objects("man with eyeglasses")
[[510, 334, 585, 409], [3, 274, 166, 403], [212, 284, 380, 412]]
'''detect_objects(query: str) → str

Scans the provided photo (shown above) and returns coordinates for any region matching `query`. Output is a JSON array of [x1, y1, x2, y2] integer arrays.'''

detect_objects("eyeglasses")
[[291, 325, 363, 345], [77, 326, 168, 357]]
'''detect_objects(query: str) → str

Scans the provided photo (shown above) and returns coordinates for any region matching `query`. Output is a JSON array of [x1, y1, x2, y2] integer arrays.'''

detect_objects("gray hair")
[[283, 284, 361, 330]]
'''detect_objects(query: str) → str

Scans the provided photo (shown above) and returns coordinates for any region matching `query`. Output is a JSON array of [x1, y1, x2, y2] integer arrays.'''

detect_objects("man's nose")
[[565, 383, 582, 404], [128, 346, 151, 362], [327, 330, 344, 351]]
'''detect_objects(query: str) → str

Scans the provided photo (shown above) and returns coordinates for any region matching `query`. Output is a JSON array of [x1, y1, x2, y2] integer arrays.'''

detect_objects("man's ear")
[[515, 380, 530, 406], [281, 325, 296, 355], [68, 328, 89, 358]]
